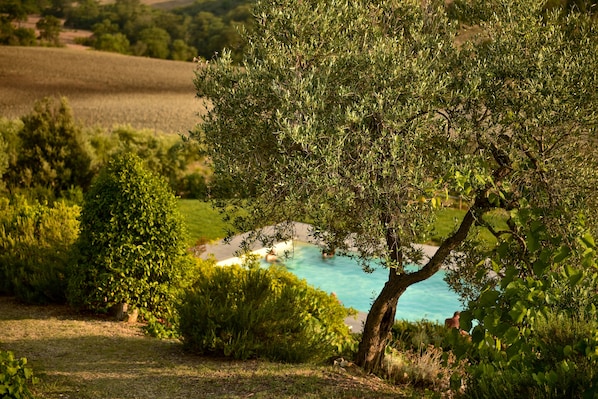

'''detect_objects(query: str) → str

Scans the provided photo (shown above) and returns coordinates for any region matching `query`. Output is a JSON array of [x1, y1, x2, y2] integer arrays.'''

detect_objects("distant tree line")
[[0, 96, 211, 202], [0, 0, 254, 62], [1, 0, 596, 61]]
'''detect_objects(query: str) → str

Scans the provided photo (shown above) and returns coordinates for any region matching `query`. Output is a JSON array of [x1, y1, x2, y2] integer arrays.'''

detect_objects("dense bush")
[[3, 97, 92, 196], [67, 153, 192, 320], [0, 350, 36, 399], [178, 259, 356, 363], [455, 230, 598, 398], [0, 196, 79, 303], [383, 320, 468, 392]]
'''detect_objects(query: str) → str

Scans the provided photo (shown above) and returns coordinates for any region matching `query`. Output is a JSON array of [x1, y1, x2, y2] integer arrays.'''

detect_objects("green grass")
[[179, 199, 509, 250], [177, 199, 233, 244], [430, 207, 509, 248]]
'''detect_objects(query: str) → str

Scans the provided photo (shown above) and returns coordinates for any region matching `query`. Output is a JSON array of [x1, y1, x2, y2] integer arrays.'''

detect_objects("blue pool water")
[[263, 242, 462, 323]]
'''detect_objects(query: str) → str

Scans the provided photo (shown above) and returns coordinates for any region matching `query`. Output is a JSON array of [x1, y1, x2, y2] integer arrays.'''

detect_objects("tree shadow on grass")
[[0, 297, 409, 399], [5, 335, 408, 399]]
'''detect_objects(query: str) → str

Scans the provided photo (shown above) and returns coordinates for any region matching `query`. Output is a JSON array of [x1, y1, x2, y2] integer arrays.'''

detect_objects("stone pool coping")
[[199, 222, 442, 333], [201, 222, 440, 264]]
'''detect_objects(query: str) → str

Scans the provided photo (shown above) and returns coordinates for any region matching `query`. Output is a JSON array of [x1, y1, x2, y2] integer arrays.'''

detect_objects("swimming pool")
[[261, 242, 462, 323]]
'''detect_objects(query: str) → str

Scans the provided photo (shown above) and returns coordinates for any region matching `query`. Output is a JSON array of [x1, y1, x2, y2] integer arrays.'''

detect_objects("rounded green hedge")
[[178, 260, 357, 363]]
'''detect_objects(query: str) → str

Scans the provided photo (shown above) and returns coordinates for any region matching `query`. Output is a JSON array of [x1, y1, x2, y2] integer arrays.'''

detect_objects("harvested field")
[[0, 46, 205, 134]]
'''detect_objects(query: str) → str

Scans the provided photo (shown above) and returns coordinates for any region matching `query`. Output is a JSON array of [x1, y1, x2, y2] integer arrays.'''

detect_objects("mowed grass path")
[[0, 297, 409, 399], [0, 46, 205, 134]]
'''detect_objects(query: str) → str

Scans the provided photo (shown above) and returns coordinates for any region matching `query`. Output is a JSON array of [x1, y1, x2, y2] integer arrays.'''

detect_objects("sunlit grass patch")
[[177, 199, 234, 244], [430, 207, 509, 248], [0, 297, 410, 399]]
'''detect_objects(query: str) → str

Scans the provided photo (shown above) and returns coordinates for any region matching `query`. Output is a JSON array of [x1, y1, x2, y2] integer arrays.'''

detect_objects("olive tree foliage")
[[67, 153, 191, 318], [193, 0, 598, 372], [443, 1, 598, 301]]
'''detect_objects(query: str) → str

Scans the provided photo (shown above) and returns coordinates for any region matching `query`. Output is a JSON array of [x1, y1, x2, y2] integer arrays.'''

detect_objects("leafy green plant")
[[0, 350, 36, 399], [178, 258, 357, 363], [67, 153, 192, 321], [455, 228, 598, 398], [4, 97, 92, 196], [0, 196, 80, 303]]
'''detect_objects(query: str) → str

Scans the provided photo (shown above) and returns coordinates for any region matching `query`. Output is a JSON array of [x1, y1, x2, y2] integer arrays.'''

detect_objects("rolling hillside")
[[0, 46, 205, 134]]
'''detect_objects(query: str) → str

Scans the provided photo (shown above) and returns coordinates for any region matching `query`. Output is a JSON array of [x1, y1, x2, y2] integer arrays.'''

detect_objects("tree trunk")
[[355, 200, 484, 372], [113, 302, 138, 323], [354, 270, 407, 371]]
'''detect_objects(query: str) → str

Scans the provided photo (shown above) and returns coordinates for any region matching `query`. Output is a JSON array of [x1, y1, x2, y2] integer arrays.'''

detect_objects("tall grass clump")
[[178, 259, 357, 363], [382, 346, 465, 394], [382, 320, 467, 393]]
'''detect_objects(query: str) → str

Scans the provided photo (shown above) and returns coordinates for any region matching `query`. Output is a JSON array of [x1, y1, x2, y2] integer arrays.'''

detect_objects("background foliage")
[[0, 0, 252, 62], [1, 97, 209, 201], [0, 196, 79, 304]]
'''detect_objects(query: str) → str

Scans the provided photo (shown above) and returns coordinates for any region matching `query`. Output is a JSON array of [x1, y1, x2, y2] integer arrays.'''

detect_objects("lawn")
[[430, 207, 508, 249], [179, 199, 508, 249], [178, 199, 234, 244], [0, 297, 411, 399]]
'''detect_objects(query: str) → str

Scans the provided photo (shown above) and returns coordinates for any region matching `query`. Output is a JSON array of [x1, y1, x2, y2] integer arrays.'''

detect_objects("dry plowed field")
[[0, 46, 204, 134]]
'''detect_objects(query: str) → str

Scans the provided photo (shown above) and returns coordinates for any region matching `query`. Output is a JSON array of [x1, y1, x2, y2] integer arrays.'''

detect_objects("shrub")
[[456, 230, 598, 399], [0, 350, 37, 399], [0, 196, 80, 303], [382, 345, 465, 393], [4, 97, 92, 196], [67, 153, 191, 320], [178, 259, 356, 363], [384, 320, 468, 393], [390, 320, 447, 352]]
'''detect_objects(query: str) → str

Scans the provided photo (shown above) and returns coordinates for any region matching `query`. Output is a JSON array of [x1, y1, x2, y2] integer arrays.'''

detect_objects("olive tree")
[[193, 0, 598, 371], [442, 1, 598, 301], [68, 153, 190, 320]]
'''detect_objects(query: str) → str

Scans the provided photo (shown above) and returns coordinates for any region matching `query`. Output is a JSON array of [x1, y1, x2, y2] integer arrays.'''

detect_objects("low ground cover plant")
[[178, 258, 357, 363], [0, 349, 36, 399]]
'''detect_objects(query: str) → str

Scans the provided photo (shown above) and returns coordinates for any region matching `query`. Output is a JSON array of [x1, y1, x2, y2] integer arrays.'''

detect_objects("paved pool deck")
[[199, 222, 441, 333]]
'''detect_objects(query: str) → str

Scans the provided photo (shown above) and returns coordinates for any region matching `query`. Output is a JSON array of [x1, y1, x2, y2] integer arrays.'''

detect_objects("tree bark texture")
[[355, 199, 485, 371]]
